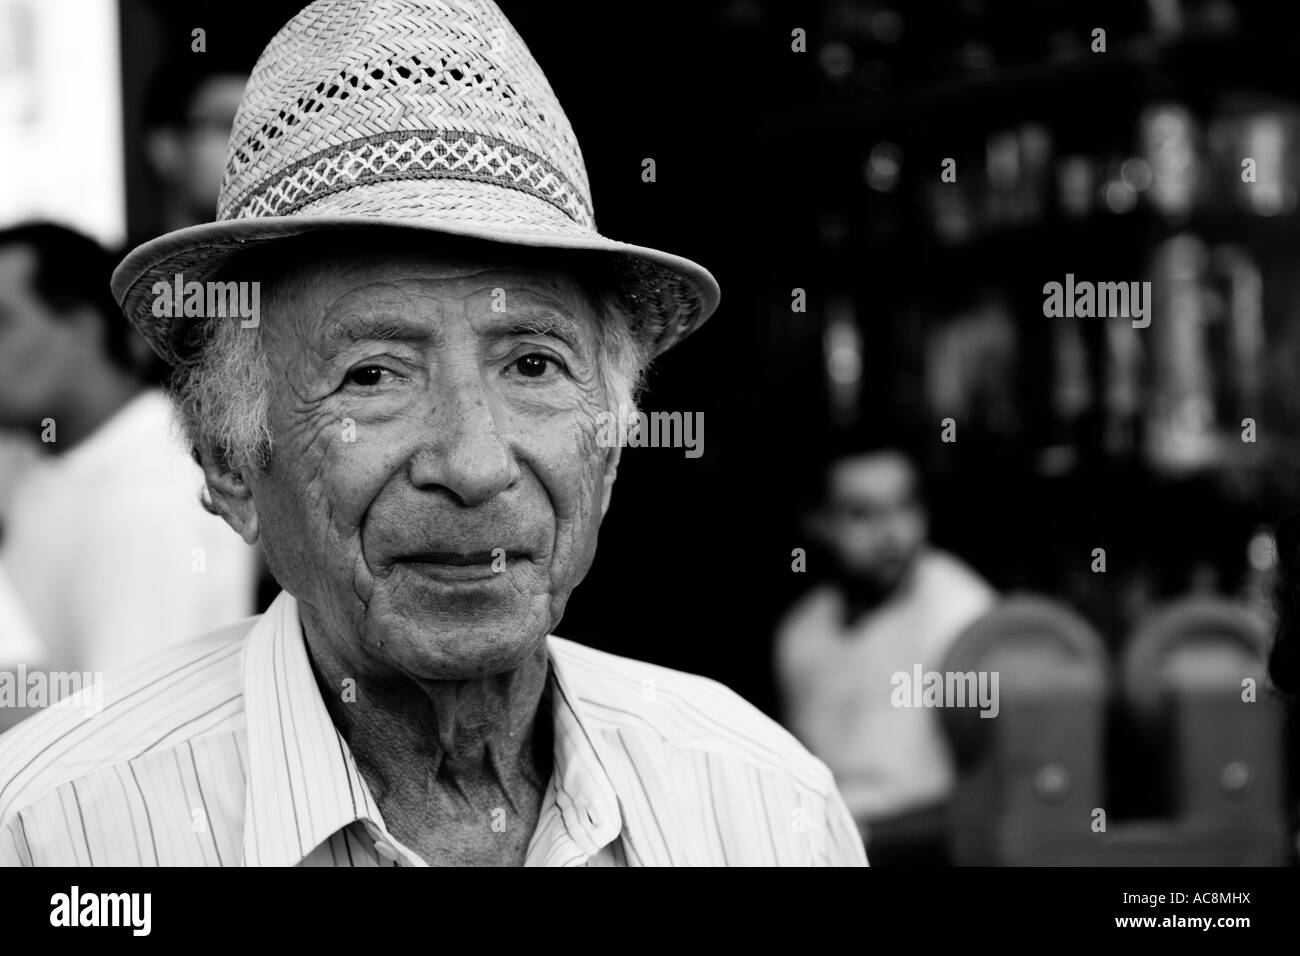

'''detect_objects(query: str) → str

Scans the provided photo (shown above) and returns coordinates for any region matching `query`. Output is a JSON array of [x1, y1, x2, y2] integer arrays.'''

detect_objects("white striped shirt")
[[0, 591, 866, 866]]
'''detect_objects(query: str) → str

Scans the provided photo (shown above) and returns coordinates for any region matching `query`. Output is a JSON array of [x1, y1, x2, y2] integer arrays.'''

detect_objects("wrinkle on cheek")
[[537, 411, 608, 603], [569, 363, 602, 399], [338, 445, 409, 607], [348, 427, 441, 607], [275, 388, 383, 609], [573, 411, 609, 518]]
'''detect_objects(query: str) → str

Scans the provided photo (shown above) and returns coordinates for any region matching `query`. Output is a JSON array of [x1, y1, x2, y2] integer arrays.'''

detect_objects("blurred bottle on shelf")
[[1057, 155, 1096, 219], [1241, 525, 1277, 633], [1145, 234, 1217, 473], [924, 293, 1019, 441], [1213, 245, 1264, 436], [824, 295, 862, 428], [1208, 99, 1300, 217], [1141, 103, 1204, 219], [1105, 314, 1145, 459]]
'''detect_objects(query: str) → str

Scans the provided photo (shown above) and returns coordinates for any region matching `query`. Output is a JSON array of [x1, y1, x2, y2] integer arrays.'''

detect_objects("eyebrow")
[[317, 308, 591, 361], [320, 316, 432, 359], [493, 310, 585, 351]]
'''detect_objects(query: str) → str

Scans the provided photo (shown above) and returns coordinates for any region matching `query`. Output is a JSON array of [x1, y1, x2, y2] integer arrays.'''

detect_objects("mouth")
[[395, 549, 529, 583]]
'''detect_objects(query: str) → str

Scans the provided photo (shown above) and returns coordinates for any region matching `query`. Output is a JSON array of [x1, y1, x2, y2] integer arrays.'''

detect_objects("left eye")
[[512, 354, 556, 378], [345, 365, 391, 387]]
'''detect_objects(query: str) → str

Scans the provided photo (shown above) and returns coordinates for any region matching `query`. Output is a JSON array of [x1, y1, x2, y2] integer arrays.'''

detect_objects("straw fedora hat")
[[111, 0, 720, 365]]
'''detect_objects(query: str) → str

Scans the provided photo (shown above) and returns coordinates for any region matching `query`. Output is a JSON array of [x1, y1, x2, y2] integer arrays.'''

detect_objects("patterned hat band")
[[225, 129, 595, 228]]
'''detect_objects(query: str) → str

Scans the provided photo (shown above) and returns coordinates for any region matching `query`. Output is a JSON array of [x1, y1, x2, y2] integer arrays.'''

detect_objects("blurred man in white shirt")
[[0, 223, 257, 679], [776, 433, 996, 864]]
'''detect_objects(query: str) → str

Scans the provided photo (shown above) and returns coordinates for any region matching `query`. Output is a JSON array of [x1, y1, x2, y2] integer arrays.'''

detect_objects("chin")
[[362, 598, 552, 681]]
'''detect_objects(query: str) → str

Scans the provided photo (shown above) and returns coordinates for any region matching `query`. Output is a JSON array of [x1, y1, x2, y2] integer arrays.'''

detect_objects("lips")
[[394, 549, 530, 582], [405, 551, 508, 567]]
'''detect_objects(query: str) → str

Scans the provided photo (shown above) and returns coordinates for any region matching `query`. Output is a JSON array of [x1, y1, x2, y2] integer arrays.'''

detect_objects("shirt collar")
[[526, 641, 623, 863], [240, 592, 381, 867], [240, 591, 626, 866]]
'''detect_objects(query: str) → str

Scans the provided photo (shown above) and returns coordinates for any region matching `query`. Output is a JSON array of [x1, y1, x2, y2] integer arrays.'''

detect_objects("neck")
[[47, 366, 143, 451], [834, 559, 919, 628], [302, 607, 552, 822]]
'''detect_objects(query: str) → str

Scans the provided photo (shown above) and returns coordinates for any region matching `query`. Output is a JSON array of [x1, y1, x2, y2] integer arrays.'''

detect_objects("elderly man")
[[0, 0, 864, 867]]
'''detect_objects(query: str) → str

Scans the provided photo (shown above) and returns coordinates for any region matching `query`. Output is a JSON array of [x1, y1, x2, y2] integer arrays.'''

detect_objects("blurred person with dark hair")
[[775, 430, 996, 865], [140, 55, 249, 238], [0, 222, 257, 690]]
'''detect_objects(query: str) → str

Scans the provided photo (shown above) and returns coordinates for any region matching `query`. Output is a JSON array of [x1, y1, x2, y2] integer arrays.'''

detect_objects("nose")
[[409, 367, 518, 507]]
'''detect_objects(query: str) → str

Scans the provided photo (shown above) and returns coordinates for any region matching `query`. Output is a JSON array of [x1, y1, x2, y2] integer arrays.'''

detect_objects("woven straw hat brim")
[[112, 192, 720, 367]]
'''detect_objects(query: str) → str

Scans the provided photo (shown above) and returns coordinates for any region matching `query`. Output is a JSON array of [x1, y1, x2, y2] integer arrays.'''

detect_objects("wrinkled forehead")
[[292, 251, 586, 303], [256, 244, 603, 346]]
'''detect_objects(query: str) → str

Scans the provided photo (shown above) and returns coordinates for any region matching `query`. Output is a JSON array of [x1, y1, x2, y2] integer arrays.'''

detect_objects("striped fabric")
[[0, 592, 866, 867]]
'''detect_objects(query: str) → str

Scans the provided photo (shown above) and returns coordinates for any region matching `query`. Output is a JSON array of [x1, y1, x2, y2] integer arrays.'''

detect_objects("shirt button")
[[373, 840, 400, 862]]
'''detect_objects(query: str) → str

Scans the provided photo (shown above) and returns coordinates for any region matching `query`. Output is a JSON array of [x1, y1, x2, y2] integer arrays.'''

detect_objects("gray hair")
[[167, 288, 652, 478]]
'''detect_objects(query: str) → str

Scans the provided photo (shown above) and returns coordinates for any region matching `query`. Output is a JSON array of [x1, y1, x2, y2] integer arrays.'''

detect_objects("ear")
[[599, 441, 622, 520], [195, 443, 260, 545]]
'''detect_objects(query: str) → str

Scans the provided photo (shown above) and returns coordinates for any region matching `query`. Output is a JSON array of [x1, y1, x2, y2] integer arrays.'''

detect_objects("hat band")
[[223, 129, 595, 228]]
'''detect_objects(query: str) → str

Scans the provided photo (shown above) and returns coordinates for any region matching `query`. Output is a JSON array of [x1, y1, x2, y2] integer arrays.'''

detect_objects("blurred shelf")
[[758, 30, 1298, 139]]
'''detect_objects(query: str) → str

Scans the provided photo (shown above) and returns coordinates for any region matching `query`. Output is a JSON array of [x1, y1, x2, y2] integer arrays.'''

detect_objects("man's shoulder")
[[0, 616, 255, 826], [547, 635, 838, 794], [12, 394, 206, 543], [772, 584, 840, 663], [780, 583, 838, 622], [917, 549, 997, 617], [913, 549, 998, 661]]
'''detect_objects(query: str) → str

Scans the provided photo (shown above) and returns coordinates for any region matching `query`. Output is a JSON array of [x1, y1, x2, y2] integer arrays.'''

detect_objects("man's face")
[[245, 249, 618, 681], [820, 451, 926, 591], [0, 246, 90, 425]]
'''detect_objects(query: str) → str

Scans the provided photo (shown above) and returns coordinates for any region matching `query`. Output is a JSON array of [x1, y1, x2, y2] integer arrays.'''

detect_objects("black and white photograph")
[[0, 0, 1296, 936]]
